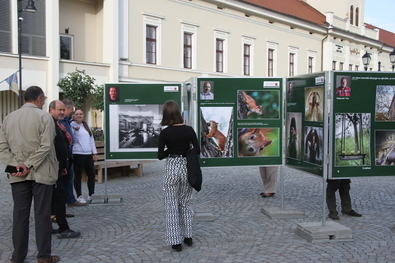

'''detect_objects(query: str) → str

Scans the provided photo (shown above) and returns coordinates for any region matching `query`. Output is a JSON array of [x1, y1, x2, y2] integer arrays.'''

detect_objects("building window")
[[268, 49, 274, 77], [339, 62, 344, 70], [350, 5, 354, 25], [216, 39, 223, 72], [332, 61, 336, 70], [0, 0, 11, 52], [355, 8, 359, 26], [184, 33, 192, 69], [146, 25, 156, 64], [289, 53, 295, 76], [0, 1, 46, 55], [60, 35, 73, 60], [243, 44, 250, 75], [349, 64, 353, 70], [308, 57, 313, 73], [355, 65, 359, 71], [182, 22, 198, 69]]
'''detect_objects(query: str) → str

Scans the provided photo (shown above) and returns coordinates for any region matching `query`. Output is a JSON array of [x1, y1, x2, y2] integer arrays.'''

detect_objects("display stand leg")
[[191, 190, 214, 222], [89, 161, 123, 206], [294, 176, 352, 242], [261, 166, 305, 219]]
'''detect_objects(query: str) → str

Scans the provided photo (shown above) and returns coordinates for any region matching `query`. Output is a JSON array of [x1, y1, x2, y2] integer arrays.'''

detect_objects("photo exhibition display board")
[[285, 72, 326, 177], [330, 71, 395, 178], [286, 71, 395, 178], [104, 83, 182, 160], [194, 77, 284, 167]]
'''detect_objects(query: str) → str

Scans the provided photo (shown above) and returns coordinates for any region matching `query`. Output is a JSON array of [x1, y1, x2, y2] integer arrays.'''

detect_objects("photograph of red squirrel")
[[200, 107, 233, 158], [237, 128, 280, 157], [237, 90, 280, 120]]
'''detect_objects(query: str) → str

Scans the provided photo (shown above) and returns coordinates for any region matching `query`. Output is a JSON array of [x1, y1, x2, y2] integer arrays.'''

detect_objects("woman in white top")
[[71, 109, 98, 203]]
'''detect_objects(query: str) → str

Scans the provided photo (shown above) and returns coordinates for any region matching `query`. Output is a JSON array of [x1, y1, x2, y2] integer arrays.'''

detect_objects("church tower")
[[304, 0, 365, 27]]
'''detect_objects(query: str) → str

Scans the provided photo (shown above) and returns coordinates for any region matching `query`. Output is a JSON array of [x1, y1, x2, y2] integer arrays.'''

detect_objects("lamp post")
[[389, 48, 395, 71], [362, 51, 371, 71], [18, 0, 37, 107]]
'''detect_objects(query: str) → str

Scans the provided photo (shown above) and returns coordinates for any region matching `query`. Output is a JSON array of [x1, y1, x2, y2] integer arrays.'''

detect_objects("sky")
[[365, 0, 395, 32]]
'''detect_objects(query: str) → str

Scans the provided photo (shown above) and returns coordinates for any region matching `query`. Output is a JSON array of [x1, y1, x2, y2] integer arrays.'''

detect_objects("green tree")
[[91, 84, 104, 112], [57, 69, 96, 108]]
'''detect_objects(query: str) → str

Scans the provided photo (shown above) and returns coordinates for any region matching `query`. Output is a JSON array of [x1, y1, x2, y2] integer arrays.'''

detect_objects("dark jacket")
[[53, 118, 69, 171]]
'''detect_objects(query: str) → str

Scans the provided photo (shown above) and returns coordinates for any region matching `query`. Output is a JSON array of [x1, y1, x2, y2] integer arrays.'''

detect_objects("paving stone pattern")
[[1, 161, 395, 263]]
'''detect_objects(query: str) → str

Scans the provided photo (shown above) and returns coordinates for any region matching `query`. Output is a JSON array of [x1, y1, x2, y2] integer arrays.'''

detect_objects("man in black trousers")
[[326, 179, 362, 220], [49, 100, 81, 238]]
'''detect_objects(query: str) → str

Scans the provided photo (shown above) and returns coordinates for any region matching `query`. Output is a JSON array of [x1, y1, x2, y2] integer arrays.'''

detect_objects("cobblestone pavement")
[[1, 161, 395, 263]]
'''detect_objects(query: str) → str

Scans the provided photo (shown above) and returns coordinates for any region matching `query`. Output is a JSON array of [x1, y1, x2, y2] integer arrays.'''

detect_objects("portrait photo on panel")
[[109, 104, 162, 152], [304, 126, 323, 166], [108, 86, 120, 102], [200, 106, 233, 158], [335, 76, 352, 97], [287, 81, 294, 99], [335, 113, 371, 167], [304, 86, 324, 122], [286, 112, 302, 160], [237, 127, 280, 157], [237, 90, 280, 120], [200, 81, 214, 100], [375, 85, 395, 121], [375, 130, 395, 166]]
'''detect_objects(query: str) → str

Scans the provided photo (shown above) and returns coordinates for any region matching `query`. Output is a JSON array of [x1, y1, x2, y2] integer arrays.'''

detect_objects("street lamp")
[[389, 48, 395, 71], [362, 51, 371, 71], [18, 0, 37, 107]]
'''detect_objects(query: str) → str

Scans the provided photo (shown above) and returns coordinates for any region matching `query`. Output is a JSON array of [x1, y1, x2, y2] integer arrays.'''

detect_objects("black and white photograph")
[[109, 104, 163, 152]]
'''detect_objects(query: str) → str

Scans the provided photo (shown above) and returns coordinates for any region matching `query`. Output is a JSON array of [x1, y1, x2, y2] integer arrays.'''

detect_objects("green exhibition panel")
[[104, 83, 182, 160], [330, 71, 395, 178], [286, 71, 395, 178], [194, 77, 284, 167], [285, 72, 326, 177]]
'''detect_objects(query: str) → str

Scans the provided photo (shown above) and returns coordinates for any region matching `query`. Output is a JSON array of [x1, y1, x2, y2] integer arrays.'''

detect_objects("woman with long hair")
[[157, 100, 200, 252], [71, 109, 98, 203]]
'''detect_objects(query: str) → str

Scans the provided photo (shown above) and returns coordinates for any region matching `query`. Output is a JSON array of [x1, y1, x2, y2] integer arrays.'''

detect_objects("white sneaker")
[[77, 195, 87, 204], [87, 195, 92, 201]]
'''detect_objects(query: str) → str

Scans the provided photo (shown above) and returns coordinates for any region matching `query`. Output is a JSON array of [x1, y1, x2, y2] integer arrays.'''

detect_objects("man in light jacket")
[[0, 86, 60, 263]]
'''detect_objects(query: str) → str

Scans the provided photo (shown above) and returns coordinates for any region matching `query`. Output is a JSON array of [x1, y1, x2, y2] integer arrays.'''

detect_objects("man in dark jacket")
[[49, 100, 81, 239], [61, 98, 85, 207]]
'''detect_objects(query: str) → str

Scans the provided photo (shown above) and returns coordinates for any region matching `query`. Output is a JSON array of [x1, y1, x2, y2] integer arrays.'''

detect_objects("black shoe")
[[184, 237, 193, 246], [65, 213, 75, 218], [52, 228, 59, 235], [172, 244, 182, 252], [342, 210, 362, 217], [57, 229, 81, 239], [328, 212, 339, 220]]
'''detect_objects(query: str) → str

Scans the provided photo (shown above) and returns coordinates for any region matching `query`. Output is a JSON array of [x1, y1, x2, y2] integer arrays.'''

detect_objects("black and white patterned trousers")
[[163, 157, 193, 245]]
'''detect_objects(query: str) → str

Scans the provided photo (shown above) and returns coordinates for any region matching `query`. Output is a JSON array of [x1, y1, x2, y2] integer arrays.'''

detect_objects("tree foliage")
[[91, 84, 104, 112], [58, 69, 98, 109]]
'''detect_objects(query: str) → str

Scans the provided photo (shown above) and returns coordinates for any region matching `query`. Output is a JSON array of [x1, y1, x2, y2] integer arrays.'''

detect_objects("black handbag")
[[186, 145, 202, 192]]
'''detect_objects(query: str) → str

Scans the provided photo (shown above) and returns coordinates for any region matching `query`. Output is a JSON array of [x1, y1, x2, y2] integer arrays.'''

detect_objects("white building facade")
[[0, 0, 392, 124]]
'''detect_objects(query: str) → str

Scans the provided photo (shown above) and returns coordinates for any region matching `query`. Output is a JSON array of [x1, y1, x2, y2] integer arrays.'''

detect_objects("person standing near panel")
[[157, 100, 200, 252], [259, 166, 278, 198], [0, 86, 60, 263], [326, 179, 362, 220]]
